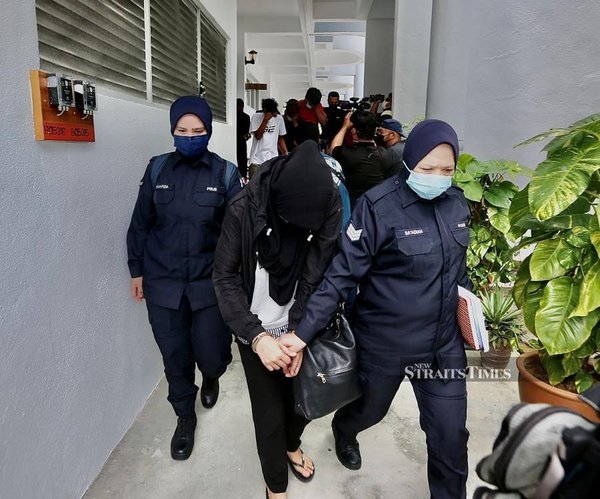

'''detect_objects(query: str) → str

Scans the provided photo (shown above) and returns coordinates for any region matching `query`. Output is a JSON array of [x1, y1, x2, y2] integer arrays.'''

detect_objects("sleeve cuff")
[[295, 323, 314, 344]]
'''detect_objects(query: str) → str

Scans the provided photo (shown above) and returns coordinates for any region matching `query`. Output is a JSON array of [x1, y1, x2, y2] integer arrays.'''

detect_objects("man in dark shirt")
[[236, 98, 251, 178], [329, 110, 396, 206], [322, 91, 345, 149]]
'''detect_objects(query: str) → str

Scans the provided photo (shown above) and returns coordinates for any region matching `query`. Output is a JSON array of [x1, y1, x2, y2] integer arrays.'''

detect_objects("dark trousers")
[[146, 293, 232, 417], [333, 369, 469, 499], [238, 343, 310, 493]]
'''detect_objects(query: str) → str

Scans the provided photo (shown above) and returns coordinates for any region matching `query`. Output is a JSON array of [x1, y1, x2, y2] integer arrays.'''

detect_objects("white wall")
[[425, 0, 600, 169], [363, 0, 395, 97], [392, 0, 433, 124], [0, 1, 237, 497]]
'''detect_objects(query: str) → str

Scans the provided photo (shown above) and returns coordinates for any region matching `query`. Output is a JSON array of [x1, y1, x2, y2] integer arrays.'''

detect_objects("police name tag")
[[346, 222, 362, 242]]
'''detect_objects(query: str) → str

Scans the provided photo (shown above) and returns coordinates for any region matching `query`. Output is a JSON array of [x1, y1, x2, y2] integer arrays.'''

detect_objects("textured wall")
[[0, 0, 237, 497], [426, 0, 600, 169]]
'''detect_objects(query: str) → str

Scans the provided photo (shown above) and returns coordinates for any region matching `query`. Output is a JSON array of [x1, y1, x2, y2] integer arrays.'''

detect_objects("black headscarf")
[[257, 141, 333, 305], [403, 119, 459, 169]]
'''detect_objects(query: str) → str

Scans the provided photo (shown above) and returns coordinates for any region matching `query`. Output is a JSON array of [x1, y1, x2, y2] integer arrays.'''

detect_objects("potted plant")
[[509, 113, 600, 421], [480, 288, 524, 369], [453, 154, 531, 292]]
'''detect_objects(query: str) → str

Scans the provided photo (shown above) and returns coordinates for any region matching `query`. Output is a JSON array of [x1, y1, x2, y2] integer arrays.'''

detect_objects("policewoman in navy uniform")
[[280, 120, 471, 498], [127, 96, 242, 460]]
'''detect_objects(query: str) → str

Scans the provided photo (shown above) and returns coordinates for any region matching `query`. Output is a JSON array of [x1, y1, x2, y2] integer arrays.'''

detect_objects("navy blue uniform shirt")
[[127, 150, 242, 311], [296, 171, 471, 374]]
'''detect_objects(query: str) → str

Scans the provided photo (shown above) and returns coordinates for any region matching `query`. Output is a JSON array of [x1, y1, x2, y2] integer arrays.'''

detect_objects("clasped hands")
[[255, 332, 306, 377]]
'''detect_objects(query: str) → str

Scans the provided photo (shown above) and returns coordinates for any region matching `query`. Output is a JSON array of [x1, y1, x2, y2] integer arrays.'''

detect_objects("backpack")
[[150, 152, 239, 192], [320, 153, 351, 230], [475, 384, 600, 499]]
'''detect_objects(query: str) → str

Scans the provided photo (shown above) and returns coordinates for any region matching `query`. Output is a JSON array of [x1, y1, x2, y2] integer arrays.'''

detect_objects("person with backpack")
[[212, 141, 342, 499], [126, 96, 242, 461]]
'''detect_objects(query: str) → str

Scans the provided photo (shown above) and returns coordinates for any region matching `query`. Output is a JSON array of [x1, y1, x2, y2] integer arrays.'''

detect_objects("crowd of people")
[[127, 92, 471, 499]]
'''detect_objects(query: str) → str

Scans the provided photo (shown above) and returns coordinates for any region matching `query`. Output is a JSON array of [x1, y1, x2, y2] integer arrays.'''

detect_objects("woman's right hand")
[[131, 277, 144, 302], [255, 335, 295, 371]]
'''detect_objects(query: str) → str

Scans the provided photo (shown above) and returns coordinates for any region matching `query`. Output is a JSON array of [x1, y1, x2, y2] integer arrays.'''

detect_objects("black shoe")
[[332, 422, 361, 470], [171, 415, 197, 460], [200, 377, 219, 409]]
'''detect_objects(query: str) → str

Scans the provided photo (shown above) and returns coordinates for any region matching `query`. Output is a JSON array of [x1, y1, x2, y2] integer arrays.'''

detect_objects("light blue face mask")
[[404, 162, 452, 200]]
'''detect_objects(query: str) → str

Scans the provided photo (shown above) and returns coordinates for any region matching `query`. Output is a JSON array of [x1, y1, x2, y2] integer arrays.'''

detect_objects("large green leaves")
[[570, 260, 600, 317], [528, 142, 600, 220], [535, 277, 599, 355], [529, 239, 580, 281], [484, 181, 519, 209]]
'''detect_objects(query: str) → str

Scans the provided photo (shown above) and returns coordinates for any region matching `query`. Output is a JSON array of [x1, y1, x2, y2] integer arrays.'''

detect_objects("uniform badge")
[[346, 222, 363, 242]]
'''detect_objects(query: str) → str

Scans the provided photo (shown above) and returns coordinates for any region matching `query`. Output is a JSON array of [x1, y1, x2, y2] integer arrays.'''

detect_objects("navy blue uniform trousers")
[[146, 292, 232, 417], [333, 369, 469, 499]]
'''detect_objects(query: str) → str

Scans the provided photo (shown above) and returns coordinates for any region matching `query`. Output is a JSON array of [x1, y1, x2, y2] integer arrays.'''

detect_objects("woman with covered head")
[[213, 140, 342, 498], [280, 120, 472, 498], [126, 96, 242, 460]]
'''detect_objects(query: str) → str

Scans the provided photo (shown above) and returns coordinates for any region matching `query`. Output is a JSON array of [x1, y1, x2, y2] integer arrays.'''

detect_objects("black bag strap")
[[579, 384, 600, 415]]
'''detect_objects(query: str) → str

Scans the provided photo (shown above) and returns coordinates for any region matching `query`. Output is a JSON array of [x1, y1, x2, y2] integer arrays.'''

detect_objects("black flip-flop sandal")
[[287, 449, 315, 482]]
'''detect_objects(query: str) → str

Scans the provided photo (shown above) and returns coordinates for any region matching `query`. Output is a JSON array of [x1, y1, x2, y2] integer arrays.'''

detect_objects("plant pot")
[[516, 351, 600, 423], [481, 344, 512, 369]]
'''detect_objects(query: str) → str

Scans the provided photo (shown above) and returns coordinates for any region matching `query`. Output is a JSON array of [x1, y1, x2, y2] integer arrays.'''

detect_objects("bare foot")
[[266, 487, 286, 499], [287, 448, 315, 479]]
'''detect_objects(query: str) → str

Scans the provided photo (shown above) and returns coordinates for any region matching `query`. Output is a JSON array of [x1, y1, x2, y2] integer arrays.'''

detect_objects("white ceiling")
[[240, 0, 377, 103]]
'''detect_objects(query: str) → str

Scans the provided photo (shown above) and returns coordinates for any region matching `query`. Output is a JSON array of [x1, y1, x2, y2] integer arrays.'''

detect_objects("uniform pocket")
[[193, 191, 224, 221], [395, 229, 434, 255], [153, 190, 174, 204], [449, 221, 470, 247]]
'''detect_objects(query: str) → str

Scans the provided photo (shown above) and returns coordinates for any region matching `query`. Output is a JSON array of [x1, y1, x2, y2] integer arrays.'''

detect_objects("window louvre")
[[200, 12, 227, 122], [36, 0, 146, 97], [150, 0, 199, 105]]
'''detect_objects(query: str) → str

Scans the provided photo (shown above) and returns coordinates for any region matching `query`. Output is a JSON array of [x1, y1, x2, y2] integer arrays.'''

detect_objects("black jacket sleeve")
[[126, 160, 156, 278], [288, 191, 342, 331], [212, 199, 265, 343]]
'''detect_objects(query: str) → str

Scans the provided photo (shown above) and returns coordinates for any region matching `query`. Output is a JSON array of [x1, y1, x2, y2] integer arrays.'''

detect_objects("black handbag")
[[293, 313, 362, 420]]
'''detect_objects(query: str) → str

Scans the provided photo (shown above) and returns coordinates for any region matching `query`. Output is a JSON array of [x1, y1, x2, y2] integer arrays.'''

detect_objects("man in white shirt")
[[248, 98, 288, 178]]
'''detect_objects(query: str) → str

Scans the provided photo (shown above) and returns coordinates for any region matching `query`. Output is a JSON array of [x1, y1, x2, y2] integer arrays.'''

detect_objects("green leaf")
[[513, 255, 532, 308], [523, 283, 545, 334], [515, 128, 571, 148], [544, 113, 600, 154], [574, 371, 595, 393], [530, 239, 580, 281], [456, 153, 476, 172], [488, 207, 511, 235], [457, 180, 484, 202], [509, 185, 531, 226], [570, 260, 600, 317], [540, 354, 567, 386], [562, 354, 582, 378], [572, 337, 595, 358], [484, 181, 519, 209], [565, 226, 591, 248], [535, 277, 598, 355], [528, 142, 600, 221], [591, 207, 600, 257]]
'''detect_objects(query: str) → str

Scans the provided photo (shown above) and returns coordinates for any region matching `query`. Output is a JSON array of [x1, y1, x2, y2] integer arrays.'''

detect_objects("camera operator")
[[328, 110, 397, 207]]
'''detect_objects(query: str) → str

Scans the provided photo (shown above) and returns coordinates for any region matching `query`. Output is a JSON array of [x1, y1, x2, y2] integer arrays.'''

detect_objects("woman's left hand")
[[284, 350, 303, 378]]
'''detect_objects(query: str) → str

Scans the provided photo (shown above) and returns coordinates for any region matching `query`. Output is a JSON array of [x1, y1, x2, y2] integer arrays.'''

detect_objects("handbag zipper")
[[316, 366, 355, 383]]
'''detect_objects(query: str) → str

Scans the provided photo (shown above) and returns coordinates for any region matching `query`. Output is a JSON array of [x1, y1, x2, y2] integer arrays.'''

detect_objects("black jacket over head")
[[213, 141, 342, 344]]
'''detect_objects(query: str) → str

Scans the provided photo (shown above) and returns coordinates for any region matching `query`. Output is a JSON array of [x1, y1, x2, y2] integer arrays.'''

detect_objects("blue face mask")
[[404, 162, 453, 200], [174, 134, 209, 158]]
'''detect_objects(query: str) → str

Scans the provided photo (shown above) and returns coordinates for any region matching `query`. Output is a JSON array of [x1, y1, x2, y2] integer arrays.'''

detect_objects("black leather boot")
[[171, 415, 197, 460], [332, 422, 362, 470], [200, 377, 219, 409]]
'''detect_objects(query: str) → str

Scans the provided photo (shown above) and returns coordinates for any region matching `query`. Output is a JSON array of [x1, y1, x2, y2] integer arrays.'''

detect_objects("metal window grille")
[[150, 0, 199, 104], [36, 0, 147, 97], [200, 12, 227, 122]]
